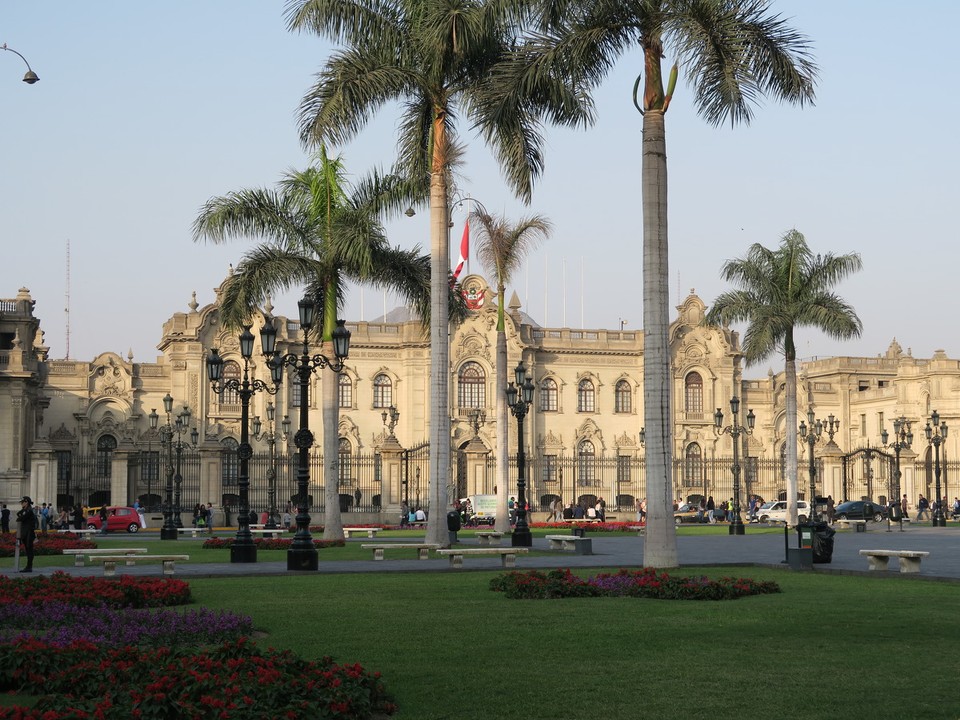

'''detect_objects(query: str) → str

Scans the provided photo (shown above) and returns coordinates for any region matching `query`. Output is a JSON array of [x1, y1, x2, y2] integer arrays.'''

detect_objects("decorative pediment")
[[90, 355, 131, 400], [49, 422, 76, 442]]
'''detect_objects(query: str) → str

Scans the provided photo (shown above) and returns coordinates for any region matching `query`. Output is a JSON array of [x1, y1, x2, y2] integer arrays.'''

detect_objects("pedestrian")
[[0, 503, 9, 533], [72, 504, 84, 530], [826, 495, 835, 524], [39, 503, 50, 534], [99, 505, 109, 534], [916, 495, 930, 521], [206, 503, 215, 534], [901, 494, 909, 519], [16, 496, 37, 573]]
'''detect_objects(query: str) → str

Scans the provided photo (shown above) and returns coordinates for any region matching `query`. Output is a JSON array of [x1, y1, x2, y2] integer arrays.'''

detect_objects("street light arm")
[[1, 44, 39, 84]]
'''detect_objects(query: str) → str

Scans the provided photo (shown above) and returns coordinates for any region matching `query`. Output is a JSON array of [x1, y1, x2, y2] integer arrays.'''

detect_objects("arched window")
[[684, 372, 703, 415], [578, 440, 596, 484], [615, 379, 632, 413], [338, 437, 353, 486], [221, 361, 241, 405], [221, 437, 238, 487], [373, 374, 392, 409], [338, 374, 352, 409], [577, 379, 595, 413], [540, 377, 558, 412], [96, 435, 117, 477], [684, 443, 702, 488], [458, 362, 485, 409]]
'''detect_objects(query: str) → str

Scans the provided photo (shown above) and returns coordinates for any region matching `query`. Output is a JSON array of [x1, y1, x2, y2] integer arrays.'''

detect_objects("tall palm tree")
[[705, 229, 863, 525], [503, 0, 818, 566], [473, 209, 551, 533], [193, 148, 431, 540], [286, 0, 590, 547]]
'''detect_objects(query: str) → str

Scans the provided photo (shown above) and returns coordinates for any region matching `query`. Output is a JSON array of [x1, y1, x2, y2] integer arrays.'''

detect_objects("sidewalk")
[[3, 525, 958, 580]]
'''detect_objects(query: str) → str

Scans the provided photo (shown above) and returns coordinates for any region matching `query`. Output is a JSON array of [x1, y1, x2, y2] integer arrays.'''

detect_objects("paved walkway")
[[3, 524, 958, 580]]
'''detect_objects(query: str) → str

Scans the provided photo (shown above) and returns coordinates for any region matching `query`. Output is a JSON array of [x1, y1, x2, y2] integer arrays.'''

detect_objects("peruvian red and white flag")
[[452, 220, 469, 281]]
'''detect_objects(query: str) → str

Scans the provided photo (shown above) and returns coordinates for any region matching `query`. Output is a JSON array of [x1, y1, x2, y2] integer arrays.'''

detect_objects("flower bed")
[[0, 572, 191, 608], [202, 537, 345, 550], [0, 638, 395, 719], [0, 533, 97, 557], [490, 568, 781, 600], [530, 521, 642, 533]]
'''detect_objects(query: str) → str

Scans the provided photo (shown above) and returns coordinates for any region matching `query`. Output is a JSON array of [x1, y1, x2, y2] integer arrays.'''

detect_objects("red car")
[[86, 506, 143, 533]]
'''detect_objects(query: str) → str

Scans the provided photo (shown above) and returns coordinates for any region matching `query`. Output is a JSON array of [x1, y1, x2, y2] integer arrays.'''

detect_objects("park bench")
[[560, 517, 601, 524], [249, 528, 286, 538], [835, 519, 867, 532], [177, 527, 206, 538], [63, 548, 148, 567], [435, 547, 529, 569], [859, 549, 930, 574], [343, 527, 381, 539], [57, 528, 98, 536], [475, 531, 504, 546], [627, 525, 646, 536], [544, 535, 593, 554], [99, 554, 190, 576], [361, 543, 439, 560]]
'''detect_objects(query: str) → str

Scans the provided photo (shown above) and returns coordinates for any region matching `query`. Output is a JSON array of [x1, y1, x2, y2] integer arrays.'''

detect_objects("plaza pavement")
[[4, 522, 959, 581]]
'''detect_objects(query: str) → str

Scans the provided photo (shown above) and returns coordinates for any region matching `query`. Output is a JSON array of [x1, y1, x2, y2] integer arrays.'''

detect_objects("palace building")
[[2, 278, 957, 524]]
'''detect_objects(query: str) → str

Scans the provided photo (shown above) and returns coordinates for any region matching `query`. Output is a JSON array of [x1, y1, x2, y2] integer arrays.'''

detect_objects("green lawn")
[[187, 568, 960, 720]]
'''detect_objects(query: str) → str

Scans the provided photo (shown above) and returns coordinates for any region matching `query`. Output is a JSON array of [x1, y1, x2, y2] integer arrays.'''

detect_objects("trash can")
[[446, 510, 461, 544], [811, 521, 835, 564]]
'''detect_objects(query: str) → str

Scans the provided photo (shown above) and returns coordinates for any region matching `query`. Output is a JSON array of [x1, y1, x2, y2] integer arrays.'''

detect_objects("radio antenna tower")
[[65, 239, 71, 360]]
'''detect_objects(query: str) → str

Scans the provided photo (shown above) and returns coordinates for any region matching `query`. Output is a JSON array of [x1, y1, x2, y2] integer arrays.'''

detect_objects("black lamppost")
[[506, 360, 535, 547], [152, 395, 197, 540], [714, 396, 755, 535], [798, 407, 831, 523], [925, 410, 948, 527], [252, 402, 291, 530], [274, 299, 350, 571], [2, 44, 39, 84], [882, 416, 912, 532], [207, 324, 284, 563]]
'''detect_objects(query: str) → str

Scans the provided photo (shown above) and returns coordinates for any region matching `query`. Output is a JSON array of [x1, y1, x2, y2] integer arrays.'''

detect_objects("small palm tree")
[[193, 148, 430, 540], [705, 229, 863, 525], [498, 0, 818, 566], [473, 209, 551, 533], [287, 0, 589, 547]]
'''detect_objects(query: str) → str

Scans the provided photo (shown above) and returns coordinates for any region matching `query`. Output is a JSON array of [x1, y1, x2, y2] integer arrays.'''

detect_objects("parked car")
[[753, 500, 810, 524], [833, 500, 886, 523], [674, 503, 707, 525], [86, 506, 143, 533]]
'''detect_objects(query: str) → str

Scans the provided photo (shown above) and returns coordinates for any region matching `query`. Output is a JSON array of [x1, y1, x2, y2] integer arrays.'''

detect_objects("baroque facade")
[[1, 278, 957, 522]]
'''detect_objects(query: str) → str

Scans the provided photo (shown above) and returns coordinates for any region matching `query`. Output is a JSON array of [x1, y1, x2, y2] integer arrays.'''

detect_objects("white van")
[[462, 494, 497, 525], [754, 500, 810, 525]]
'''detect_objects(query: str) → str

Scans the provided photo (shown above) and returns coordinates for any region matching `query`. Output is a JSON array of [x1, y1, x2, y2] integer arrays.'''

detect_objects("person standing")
[[16, 496, 37, 573], [916, 495, 930, 521], [1, 503, 9, 533]]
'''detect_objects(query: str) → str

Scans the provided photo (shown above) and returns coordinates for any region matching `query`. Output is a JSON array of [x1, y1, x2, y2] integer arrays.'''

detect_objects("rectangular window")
[[338, 375, 352, 409], [542, 455, 558, 484], [290, 379, 303, 408], [877, 412, 884, 437], [860, 414, 867, 438], [616, 455, 631, 484]]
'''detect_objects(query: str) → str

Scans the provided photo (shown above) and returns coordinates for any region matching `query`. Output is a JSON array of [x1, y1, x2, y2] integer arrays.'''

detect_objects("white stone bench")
[[177, 527, 205, 538], [475, 531, 504, 546], [836, 519, 867, 532], [343, 527, 381, 539], [859, 549, 930, 574], [249, 528, 286, 538], [435, 547, 529, 569], [560, 517, 601, 524], [627, 525, 646, 536], [57, 528, 98, 536], [63, 548, 148, 567], [100, 554, 190, 576], [361, 543, 439, 560], [544, 534, 593, 554]]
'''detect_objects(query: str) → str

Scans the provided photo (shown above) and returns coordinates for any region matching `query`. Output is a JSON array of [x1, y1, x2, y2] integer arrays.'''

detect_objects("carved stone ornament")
[[92, 357, 130, 399]]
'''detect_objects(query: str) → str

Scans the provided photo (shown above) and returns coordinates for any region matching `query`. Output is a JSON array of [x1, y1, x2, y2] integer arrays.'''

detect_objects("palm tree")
[[705, 229, 863, 525], [504, 0, 818, 566], [193, 148, 431, 540], [286, 0, 590, 547], [473, 209, 551, 533]]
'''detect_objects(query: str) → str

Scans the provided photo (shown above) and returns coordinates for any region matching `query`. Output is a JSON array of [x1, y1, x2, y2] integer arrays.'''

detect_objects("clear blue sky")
[[3, 1, 958, 376]]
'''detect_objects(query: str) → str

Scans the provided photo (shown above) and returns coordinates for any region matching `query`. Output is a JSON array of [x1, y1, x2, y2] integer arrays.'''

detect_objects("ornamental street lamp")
[[924, 410, 948, 527], [151, 395, 197, 540], [252, 402, 291, 530], [798, 408, 834, 523], [882, 416, 913, 532], [505, 360, 535, 547], [714, 396, 755, 535], [2, 44, 39, 84], [207, 323, 284, 563], [274, 298, 351, 571], [382, 405, 400, 441]]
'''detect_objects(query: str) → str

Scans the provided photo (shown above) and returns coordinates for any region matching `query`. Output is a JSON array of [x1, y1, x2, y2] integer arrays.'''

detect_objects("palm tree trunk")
[[641, 108, 678, 568], [784, 357, 799, 525], [425, 150, 452, 548], [494, 328, 509, 533]]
